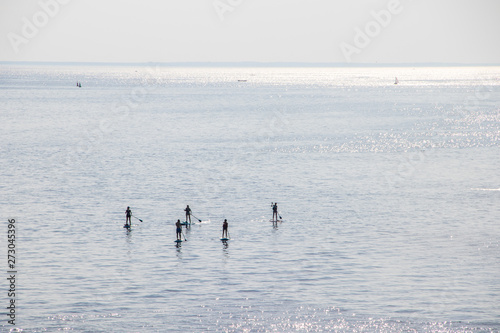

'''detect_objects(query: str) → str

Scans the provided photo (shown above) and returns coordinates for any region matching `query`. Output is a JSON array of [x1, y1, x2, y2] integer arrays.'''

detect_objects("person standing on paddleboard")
[[125, 206, 132, 227], [176, 219, 182, 240], [222, 219, 228, 239], [184, 205, 192, 224], [272, 202, 278, 221]]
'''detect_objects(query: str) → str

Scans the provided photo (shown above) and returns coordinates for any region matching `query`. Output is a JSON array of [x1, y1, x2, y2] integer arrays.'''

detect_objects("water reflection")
[[221, 239, 230, 262], [175, 243, 183, 260], [125, 227, 133, 244]]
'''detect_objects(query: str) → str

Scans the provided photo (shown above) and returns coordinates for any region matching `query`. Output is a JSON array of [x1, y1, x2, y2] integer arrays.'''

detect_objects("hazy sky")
[[1, 0, 499, 64]]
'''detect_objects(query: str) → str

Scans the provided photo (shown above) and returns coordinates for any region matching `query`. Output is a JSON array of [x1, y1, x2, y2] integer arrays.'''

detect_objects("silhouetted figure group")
[[124, 203, 283, 242]]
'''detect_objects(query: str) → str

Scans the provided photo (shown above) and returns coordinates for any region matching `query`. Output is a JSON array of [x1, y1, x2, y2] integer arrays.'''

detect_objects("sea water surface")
[[1, 64, 499, 332]]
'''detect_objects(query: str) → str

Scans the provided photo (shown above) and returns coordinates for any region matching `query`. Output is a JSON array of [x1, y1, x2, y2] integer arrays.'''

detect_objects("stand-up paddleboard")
[[269, 219, 282, 223], [174, 239, 183, 243], [220, 238, 230, 242], [124, 224, 131, 229], [180, 221, 193, 226]]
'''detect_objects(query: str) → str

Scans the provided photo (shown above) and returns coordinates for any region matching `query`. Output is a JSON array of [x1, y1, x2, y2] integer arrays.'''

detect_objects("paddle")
[[181, 230, 187, 241], [132, 215, 143, 223], [191, 214, 202, 223]]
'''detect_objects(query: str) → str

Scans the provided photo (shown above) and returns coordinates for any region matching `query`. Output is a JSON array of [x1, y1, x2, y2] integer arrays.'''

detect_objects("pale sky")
[[1, 0, 499, 64]]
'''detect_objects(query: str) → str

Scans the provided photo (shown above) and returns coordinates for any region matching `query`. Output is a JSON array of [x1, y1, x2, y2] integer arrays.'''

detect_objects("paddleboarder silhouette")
[[272, 202, 278, 221], [176, 219, 182, 240], [222, 219, 228, 239], [184, 205, 192, 224], [125, 206, 132, 227]]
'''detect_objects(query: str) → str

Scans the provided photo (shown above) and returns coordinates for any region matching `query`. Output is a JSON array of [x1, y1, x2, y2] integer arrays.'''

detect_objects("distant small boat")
[[394, 77, 399, 85]]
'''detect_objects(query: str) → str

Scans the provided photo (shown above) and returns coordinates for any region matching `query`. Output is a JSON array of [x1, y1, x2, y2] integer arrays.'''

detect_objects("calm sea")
[[1, 64, 499, 332]]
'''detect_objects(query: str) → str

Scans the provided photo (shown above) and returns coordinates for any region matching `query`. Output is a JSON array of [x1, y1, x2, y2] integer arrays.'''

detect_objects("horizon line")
[[1, 61, 500, 68]]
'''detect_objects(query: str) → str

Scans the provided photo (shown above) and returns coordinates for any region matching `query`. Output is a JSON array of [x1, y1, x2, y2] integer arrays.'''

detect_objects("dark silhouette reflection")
[[221, 240, 229, 261], [175, 244, 183, 261]]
